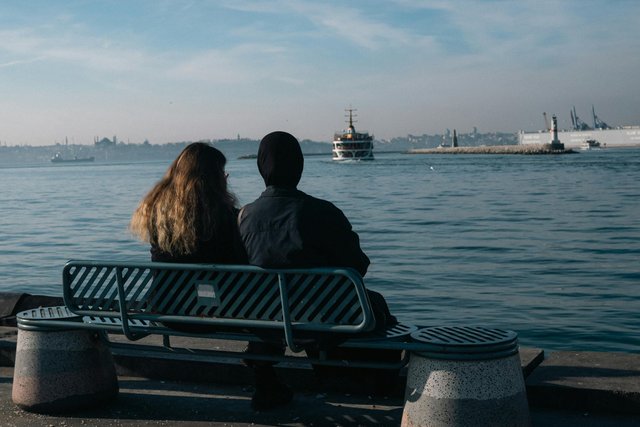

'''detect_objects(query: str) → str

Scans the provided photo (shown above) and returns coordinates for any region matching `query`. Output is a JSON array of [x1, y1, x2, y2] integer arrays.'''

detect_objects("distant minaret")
[[452, 129, 458, 147], [549, 115, 564, 150]]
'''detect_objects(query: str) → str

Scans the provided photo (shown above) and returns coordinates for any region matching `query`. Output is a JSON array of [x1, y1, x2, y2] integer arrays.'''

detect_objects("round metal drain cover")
[[410, 326, 518, 360]]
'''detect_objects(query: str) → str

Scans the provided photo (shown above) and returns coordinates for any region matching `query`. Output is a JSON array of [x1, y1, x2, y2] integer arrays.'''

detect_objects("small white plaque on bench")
[[196, 283, 220, 306]]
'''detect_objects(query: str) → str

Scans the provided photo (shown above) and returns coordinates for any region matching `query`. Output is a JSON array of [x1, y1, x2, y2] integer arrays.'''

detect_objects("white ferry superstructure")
[[332, 108, 374, 161], [519, 106, 640, 148]]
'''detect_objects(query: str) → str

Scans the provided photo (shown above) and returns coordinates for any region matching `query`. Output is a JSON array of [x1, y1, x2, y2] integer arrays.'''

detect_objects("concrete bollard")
[[12, 308, 118, 413], [402, 326, 530, 427]]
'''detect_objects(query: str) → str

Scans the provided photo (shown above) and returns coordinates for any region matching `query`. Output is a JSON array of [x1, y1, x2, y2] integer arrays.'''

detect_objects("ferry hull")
[[332, 148, 374, 161]]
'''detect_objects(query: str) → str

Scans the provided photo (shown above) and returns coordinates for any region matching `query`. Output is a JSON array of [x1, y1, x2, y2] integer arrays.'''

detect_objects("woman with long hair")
[[130, 142, 246, 264]]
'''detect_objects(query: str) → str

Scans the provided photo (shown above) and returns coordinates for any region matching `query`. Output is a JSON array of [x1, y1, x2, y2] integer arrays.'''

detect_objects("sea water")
[[1, 150, 638, 353]]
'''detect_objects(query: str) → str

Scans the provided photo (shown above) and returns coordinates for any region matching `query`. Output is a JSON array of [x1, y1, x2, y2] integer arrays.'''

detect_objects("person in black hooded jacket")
[[238, 131, 397, 411], [239, 131, 370, 276]]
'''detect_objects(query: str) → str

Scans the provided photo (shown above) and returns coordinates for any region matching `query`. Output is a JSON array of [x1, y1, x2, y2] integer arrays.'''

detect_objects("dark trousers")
[[245, 290, 402, 394]]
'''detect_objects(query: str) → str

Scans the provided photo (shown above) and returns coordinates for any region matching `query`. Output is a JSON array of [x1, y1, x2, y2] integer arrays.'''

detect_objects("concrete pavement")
[[1, 325, 639, 426]]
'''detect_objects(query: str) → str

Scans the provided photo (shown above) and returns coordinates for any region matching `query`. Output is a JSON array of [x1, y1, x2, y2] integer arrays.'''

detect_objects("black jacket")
[[240, 132, 395, 333], [238, 186, 370, 276]]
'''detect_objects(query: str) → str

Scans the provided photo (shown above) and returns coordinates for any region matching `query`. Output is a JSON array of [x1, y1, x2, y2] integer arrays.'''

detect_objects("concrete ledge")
[[526, 351, 640, 414], [2, 327, 545, 397]]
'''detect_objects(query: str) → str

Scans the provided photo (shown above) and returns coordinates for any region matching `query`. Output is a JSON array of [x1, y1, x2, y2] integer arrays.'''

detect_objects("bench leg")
[[12, 328, 119, 413], [401, 351, 530, 427]]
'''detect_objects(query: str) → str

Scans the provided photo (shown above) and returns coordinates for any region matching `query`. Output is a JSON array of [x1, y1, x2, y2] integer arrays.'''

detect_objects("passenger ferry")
[[332, 108, 374, 161]]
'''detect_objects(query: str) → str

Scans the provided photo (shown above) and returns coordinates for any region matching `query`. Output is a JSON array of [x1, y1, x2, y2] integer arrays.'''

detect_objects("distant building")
[[94, 137, 116, 148]]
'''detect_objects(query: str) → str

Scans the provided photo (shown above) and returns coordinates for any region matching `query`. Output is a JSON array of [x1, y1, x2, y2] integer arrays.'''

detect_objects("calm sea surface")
[[1, 150, 639, 353]]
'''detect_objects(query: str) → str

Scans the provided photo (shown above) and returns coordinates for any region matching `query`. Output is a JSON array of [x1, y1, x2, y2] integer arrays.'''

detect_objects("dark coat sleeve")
[[302, 199, 370, 276]]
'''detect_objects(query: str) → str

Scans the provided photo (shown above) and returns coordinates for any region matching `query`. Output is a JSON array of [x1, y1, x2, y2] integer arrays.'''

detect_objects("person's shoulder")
[[302, 193, 347, 218], [239, 190, 269, 212], [302, 192, 333, 207]]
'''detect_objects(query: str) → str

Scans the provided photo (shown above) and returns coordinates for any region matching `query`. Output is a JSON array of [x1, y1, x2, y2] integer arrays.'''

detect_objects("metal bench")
[[16, 260, 417, 367], [13, 260, 531, 424]]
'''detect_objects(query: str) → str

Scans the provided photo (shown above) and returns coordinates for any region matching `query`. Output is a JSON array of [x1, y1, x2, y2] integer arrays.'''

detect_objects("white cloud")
[[0, 27, 151, 73], [219, 0, 283, 14], [293, 3, 411, 50], [164, 42, 299, 85], [223, 0, 427, 50], [0, 56, 46, 69]]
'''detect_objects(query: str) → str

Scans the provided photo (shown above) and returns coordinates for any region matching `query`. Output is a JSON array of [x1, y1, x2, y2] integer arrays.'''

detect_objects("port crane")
[[592, 105, 610, 129], [570, 106, 591, 131]]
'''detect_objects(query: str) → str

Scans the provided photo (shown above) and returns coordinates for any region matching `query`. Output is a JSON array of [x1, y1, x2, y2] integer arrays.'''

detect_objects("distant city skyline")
[[1, 0, 639, 146]]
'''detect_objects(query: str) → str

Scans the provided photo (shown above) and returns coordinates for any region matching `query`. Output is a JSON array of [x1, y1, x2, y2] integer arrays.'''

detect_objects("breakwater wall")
[[407, 144, 575, 155]]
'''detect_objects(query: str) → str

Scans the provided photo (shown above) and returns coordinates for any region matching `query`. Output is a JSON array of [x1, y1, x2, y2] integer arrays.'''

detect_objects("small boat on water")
[[332, 108, 374, 161], [51, 152, 95, 163], [580, 139, 601, 150]]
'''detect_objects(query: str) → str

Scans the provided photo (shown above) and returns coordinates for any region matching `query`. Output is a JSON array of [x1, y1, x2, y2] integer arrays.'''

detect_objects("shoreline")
[[407, 143, 576, 155]]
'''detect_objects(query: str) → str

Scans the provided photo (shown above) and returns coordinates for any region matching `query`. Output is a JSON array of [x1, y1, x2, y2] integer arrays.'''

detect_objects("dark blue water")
[[1, 150, 639, 353]]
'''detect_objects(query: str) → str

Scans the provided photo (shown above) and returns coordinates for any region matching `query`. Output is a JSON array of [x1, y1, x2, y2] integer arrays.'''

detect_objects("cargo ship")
[[332, 108, 374, 161], [518, 106, 640, 148]]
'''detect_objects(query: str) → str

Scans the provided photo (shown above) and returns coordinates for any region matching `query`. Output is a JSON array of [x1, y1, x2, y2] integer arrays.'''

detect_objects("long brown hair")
[[130, 142, 237, 255]]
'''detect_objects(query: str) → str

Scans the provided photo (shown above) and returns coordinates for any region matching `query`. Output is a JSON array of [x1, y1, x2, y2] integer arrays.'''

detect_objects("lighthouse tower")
[[549, 115, 565, 150]]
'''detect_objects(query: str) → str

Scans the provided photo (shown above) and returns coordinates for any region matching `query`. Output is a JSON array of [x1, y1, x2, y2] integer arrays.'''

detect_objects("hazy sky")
[[1, 0, 639, 146]]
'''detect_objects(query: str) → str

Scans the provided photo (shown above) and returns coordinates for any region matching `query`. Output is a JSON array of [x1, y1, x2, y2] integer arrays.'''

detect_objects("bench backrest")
[[62, 261, 375, 345]]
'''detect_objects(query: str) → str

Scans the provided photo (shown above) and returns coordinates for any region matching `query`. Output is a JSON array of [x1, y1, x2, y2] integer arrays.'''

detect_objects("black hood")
[[257, 131, 304, 188]]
